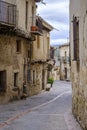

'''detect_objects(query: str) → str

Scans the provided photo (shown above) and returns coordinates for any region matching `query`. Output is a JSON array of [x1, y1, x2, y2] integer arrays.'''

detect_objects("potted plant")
[[48, 77, 54, 87], [46, 77, 54, 91]]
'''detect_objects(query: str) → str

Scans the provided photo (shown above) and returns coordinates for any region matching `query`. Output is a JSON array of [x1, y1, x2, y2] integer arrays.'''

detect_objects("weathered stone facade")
[[28, 63, 47, 95], [0, 35, 30, 103], [0, 0, 42, 103], [29, 18, 53, 93], [0, 0, 53, 103], [70, 0, 87, 129], [59, 44, 70, 81]]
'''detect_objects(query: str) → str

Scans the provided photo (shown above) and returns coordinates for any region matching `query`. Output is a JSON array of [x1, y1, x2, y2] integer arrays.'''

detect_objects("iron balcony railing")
[[0, 1, 17, 26]]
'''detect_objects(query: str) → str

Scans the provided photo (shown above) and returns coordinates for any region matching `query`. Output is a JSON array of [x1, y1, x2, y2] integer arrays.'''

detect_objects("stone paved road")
[[0, 81, 82, 130]]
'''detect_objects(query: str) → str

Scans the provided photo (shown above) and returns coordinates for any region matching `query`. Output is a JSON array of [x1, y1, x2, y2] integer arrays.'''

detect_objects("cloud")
[[37, 0, 69, 46], [51, 39, 69, 46]]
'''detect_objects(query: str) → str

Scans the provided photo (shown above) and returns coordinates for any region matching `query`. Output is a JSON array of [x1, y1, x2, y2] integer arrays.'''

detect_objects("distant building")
[[49, 46, 60, 80], [54, 46, 60, 67], [59, 43, 70, 81]]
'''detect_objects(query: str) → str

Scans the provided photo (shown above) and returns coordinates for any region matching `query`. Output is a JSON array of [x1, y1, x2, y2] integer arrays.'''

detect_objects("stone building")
[[29, 17, 53, 95], [0, 0, 44, 103], [70, 0, 87, 129], [59, 43, 70, 81], [50, 46, 60, 80]]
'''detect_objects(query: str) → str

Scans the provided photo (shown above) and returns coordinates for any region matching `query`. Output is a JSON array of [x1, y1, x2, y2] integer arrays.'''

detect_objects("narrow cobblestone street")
[[0, 81, 82, 130]]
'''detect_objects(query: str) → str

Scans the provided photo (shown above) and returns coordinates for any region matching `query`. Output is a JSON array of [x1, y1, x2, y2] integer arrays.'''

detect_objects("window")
[[64, 67, 67, 79], [27, 69, 31, 82], [73, 16, 79, 60], [37, 35, 40, 48], [0, 70, 6, 92], [32, 6, 34, 25], [32, 70, 36, 84], [14, 72, 18, 88], [16, 40, 21, 53], [25, 1, 28, 29]]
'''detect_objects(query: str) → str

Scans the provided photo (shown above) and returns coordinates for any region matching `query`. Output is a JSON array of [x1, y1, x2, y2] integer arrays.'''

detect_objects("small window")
[[14, 72, 18, 88], [32, 70, 36, 84], [33, 70, 35, 84], [16, 40, 21, 53], [0, 70, 6, 92]]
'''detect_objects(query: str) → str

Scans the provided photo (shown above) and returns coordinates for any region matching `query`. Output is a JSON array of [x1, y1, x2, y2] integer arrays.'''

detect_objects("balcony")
[[0, 1, 17, 27], [31, 18, 43, 35]]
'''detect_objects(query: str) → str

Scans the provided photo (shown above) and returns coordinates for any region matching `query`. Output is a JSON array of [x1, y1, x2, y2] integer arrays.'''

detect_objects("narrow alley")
[[0, 81, 82, 130]]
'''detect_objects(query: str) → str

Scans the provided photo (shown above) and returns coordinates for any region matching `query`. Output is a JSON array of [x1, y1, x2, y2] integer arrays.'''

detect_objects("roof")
[[36, 16, 53, 31], [59, 43, 69, 48]]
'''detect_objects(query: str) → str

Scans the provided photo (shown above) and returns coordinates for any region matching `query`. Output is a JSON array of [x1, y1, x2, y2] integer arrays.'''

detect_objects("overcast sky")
[[37, 0, 69, 46]]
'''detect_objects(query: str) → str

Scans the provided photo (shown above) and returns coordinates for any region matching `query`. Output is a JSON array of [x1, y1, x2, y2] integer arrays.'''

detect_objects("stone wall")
[[0, 35, 29, 103], [28, 63, 47, 96], [71, 61, 87, 129], [70, 0, 87, 129]]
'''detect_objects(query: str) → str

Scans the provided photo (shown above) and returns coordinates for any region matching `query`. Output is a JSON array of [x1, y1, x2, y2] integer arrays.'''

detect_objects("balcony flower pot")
[[31, 26, 37, 31]]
